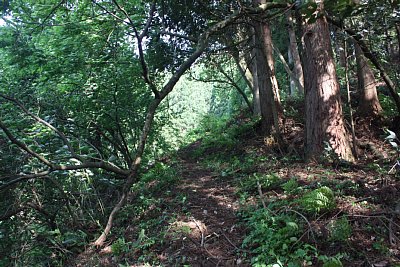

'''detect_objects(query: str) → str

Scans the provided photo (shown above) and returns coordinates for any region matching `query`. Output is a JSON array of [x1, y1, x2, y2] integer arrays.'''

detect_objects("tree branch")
[[94, 4, 289, 246], [0, 119, 54, 167], [112, 0, 160, 98], [0, 94, 80, 159], [159, 30, 197, 43]]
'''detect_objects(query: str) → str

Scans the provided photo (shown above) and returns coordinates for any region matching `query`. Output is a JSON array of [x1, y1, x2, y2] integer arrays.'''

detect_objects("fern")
[[300, 186, 336, 214]]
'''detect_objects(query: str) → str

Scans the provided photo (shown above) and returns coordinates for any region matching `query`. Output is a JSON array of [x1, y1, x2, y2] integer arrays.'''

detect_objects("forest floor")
[[74, 146, 248, 266], [73, 116, 400, 267]]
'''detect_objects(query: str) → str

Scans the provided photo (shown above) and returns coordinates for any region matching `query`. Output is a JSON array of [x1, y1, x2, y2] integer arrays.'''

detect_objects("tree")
[[355, 42, 382, 117], [0, 0, 290, 251], [287, 11, 304, 96], [301, 0, 354, 162]]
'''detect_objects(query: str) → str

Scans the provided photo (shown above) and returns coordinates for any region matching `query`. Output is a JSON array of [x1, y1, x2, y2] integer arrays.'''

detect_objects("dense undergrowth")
[[3, 101, 400, 266], [63, 108, 400, 266], [173, 110, 400, 266], [84, 107, 399, 266]]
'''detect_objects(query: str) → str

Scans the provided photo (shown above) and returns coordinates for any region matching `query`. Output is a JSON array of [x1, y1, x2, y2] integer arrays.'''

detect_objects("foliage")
[[0, 0, 399, 265], [186, 114, 257, 158], [327, 217, 352, 242], [318, 254, 346, 267], [299, 186, 336, 214], [281, 178, 302, 195], [242, 208, 317, 266], [240, 172, 281, 194]]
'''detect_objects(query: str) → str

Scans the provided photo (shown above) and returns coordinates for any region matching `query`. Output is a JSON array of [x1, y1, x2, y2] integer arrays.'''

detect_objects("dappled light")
[[1, 0, 400, 266]]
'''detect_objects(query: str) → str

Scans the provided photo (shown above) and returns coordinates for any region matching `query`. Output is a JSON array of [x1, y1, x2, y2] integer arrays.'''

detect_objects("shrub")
[[242, 208, 317, 266]]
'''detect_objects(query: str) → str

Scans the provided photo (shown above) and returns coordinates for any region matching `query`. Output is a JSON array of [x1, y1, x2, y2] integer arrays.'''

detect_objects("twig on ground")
[[193, 219, 205, 247], [285, 208, 317, 243], [221, 232, 240, 250]]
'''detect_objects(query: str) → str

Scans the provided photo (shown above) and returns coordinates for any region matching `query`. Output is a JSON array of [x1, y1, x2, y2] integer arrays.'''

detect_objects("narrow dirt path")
[[159, 151, 248, 266]]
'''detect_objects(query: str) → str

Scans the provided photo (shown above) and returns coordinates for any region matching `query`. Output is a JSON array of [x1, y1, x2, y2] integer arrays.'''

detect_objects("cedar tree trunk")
[[303, 1, 354, 162], [287, 11, 304, 95], [355, 42, 382, 116]]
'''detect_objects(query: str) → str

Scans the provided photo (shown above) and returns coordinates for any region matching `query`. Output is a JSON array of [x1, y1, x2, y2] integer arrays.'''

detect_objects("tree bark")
[[253, 30, 274, 134], [287, 11, 304, 95], [261, 21, 282, 113], [250, 31, 262, 116], [355, 42, 382, 117], [303, 1, 354, 162]]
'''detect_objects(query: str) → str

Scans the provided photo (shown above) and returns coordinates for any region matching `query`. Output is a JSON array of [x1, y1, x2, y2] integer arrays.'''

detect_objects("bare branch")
[[139, 0, 156, 40], [37, 0, 65, 29], [0, 206, 25, 221], [214, 63, 253, 112], [271, 42, 304, 92], [112, 88, 132, 165], [52, 161, 129, 176], [0, 159, 130, 191]]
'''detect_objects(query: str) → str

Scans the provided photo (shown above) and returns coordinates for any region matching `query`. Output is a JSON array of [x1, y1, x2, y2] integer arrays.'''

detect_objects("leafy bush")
[[242, 208, 317, 266], [299, 186, 336, 214]]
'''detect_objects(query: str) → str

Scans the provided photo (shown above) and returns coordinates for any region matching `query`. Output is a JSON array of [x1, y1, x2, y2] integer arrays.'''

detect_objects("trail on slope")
[[159, 149, 248, 266]]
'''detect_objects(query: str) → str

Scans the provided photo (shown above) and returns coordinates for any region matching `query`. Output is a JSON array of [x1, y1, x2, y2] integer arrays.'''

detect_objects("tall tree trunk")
[[261, 21, 282, 113], [355, 42, 382, 117], [251, 33, 262, 116], [254, 30, 274, 134], [396, 22, 400, 61], [287, 11, 304, 95], [302, 1, 354, 162], [251, 0, 281, 137]]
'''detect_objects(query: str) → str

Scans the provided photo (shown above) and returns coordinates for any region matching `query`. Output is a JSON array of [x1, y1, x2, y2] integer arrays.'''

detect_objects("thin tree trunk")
[[303, 1, 354, 162], [355, 42, 382, 116], [344, 39, 358, 158], [235, 55, 254, 94], [261, 20, 283, 114], [272, 42, 304, 93], [396, 23, 400, 61], [286, 11, 304, 95], [328, 17, 400, 115], [250, 29, 262, 116]]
